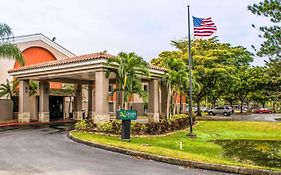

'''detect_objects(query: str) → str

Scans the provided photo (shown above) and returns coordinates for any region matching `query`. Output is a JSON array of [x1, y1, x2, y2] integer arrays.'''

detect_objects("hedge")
[[74, 114, 195, 135]]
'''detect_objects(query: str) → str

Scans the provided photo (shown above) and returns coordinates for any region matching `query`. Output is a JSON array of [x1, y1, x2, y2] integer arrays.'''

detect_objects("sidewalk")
[[0, 119, 76, 127]]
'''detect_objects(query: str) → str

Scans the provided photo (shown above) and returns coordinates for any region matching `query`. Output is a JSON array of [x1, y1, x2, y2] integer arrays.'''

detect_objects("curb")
[[0, 120, 76, 129], [68, 132, 281, 175]]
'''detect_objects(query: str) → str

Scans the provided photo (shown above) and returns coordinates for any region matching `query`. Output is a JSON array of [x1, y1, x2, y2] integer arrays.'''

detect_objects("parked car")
[[255, 108, 272, 114], [186, 106, 208, 113], [201, 107, 209, 112], [208, 106, 232, 116]]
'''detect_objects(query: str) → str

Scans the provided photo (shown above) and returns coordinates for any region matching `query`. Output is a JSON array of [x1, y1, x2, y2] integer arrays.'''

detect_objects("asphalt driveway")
[[232, 113, 281, 122], [0, 124, 236, 175]]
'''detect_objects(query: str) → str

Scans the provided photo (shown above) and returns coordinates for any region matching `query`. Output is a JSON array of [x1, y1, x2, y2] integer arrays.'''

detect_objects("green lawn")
[[70, 121, 281, 171]]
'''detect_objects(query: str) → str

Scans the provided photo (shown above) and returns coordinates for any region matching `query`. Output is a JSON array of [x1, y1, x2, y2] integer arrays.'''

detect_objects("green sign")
[[117, 110, 137, 120]]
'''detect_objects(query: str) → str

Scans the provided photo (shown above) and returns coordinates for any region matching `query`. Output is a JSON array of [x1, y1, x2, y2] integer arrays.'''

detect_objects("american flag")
[[192, 16, 217, 37]]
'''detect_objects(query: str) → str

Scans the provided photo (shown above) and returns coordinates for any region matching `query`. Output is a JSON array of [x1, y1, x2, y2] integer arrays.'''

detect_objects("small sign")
[[117, 110, 137, 120]]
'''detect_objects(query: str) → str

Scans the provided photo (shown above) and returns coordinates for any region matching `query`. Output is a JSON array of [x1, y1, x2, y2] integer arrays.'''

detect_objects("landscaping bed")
[[70, 121, 281, 173], [74, 114, 194, 135]]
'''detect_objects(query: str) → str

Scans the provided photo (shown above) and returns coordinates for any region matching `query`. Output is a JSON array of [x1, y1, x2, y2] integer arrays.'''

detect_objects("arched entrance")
[[14, 47, 64, 121]]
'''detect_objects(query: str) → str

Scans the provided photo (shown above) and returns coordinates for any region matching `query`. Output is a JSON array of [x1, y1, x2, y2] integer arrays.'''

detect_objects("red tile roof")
[[9, 52, 166, 73], [9, 53, 113, 73], [149, 64, 166, 71]]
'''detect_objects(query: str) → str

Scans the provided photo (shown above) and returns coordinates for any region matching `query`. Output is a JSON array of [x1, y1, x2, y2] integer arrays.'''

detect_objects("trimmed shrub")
[[74, 114, 195, 135], [111, 120, 122, 134], [131, 122, 146, 135], [74, 120, 96, 131], [96, 122, 113, 133], [74, 120, 87, 130], [95, 120, 122, 134], [170, 114, 188, 120]]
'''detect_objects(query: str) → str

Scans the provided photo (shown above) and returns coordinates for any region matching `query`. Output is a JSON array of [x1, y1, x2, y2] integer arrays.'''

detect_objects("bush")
[[96, 122, 113, 133], [74, 114, 195, 135], [95, 120, 122, 134], [75, 120, 96, 131], [131, 122, 146, 135], [169, 114, 188, 121], [75, 120, 87, 130], [111, 120, 122, 134]]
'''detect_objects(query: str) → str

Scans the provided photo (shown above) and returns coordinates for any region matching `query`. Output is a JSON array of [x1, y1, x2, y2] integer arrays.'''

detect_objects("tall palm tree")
[[163, 57, 188, 118], [107, 52, 150, 109], [0, 23, 24, 65]]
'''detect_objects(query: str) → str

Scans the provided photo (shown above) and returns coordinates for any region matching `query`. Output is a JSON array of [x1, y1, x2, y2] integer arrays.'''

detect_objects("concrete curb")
[[68, 132, 281, 175], [0, 120, 75, 128]]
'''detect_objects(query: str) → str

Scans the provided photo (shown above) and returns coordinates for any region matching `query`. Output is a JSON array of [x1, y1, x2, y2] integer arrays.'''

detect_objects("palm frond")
[[0, 23, 13, 40], [0, 44, 25, 65]]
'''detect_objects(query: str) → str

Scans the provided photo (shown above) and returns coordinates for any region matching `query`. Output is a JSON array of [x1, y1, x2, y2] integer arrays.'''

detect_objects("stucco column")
[[73, 84, 83, 120], [39, 81, 50, 122], [160, 83, 168, 115], [94, 71, 110, 123], [148, 79, 159, 122], [88, 84, 95, 119], [18, 80, 30, 123]]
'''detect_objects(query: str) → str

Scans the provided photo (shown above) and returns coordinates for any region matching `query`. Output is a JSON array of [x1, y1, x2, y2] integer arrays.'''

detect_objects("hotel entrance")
[[49, 96, 64, 120]]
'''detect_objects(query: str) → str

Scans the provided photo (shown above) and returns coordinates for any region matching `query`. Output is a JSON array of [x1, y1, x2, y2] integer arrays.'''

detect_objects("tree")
[[232, 66, 266, 113], [29, 80, 38, 96], [0, 79, 18, 100], [251, 90, 270, 108], [152, 37, 254, 116], [191, 38, 254, 115], [248, 0, 281, 60], [0, 79, 19, 112], [0, 23, 24, 65], [260, 60, 281, 112], [162, 57, 188, 118], [107, 52, 149, 109]]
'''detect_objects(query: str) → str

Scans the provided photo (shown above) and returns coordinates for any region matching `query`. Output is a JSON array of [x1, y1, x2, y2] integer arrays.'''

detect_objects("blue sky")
[[0, 0, 270, 65]]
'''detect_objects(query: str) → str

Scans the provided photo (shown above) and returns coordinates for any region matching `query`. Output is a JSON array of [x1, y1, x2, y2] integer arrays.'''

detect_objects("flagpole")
[[187, 5, 195, 138]]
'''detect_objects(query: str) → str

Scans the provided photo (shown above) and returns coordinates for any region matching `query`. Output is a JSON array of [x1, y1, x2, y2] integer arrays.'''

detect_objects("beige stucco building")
[[0, 34, 74, 86], [0, 34, 75, 121], [0, 34, 180, 123], [9, 52, 168, 123], [1, 33, 185, 123]]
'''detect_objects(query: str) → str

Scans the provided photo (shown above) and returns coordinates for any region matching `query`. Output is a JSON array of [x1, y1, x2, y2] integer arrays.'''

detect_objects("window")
[[143, 85, 148, 91], [216, 107, 224, 110]]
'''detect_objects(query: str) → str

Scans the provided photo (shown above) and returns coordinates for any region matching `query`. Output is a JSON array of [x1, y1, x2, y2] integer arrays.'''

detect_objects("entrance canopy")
[[9, 53, 165, 83], [8, 53, 167, 123]]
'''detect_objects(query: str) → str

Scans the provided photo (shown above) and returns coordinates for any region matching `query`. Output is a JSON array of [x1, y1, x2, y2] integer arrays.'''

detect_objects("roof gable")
[[9, 33, 75, 58]]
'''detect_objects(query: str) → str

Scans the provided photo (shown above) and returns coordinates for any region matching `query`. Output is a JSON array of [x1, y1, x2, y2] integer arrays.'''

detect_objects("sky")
[[0, 0, 271, 65]]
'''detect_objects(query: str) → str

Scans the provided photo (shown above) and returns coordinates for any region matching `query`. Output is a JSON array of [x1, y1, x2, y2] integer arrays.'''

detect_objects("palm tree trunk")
[[116, 80, 122, 111], [166, 86, 171, 119], [121, 91, 125, 109], [171, 91, 176, 116], [179, 94, 182, 114]]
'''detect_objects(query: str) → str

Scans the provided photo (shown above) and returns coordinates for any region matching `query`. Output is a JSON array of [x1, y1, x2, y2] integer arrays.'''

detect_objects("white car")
[[208, 106, 232, 116]]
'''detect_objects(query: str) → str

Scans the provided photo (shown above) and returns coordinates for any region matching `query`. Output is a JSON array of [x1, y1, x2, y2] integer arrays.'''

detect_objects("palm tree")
[[0, 23, 24, 65], [163, 57, 188, 118], [107, 52, 150, 109], [0, 79, 19, 111]]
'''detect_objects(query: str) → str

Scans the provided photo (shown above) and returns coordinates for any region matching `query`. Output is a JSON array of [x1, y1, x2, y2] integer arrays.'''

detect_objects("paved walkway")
[[0, 124, 236, 175], [0, 119, 75, 127]]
